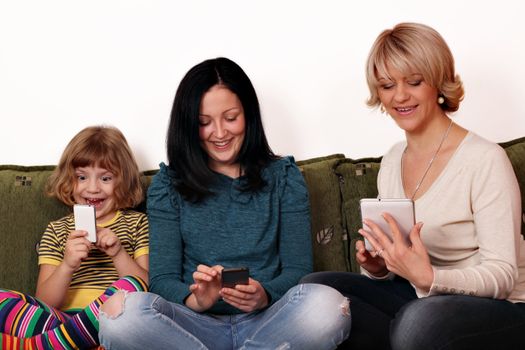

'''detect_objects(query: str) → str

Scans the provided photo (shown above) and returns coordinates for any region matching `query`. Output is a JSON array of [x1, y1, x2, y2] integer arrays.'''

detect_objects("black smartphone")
[[221, 267, 249, 288]]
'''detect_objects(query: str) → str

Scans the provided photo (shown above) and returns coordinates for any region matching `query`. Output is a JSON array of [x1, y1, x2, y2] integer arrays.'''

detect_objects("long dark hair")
[[167, 57, 278, 202]]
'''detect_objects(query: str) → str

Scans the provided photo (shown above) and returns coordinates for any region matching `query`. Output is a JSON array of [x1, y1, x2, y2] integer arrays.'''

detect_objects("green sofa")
[[1, 137, 524, 297]]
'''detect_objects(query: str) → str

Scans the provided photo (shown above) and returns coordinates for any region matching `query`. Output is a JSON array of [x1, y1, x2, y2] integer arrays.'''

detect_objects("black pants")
[[301, 272, 525, 350]]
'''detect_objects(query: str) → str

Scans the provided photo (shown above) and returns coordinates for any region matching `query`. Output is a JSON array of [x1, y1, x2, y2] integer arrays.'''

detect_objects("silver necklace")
[[401, 119, 454, 200]]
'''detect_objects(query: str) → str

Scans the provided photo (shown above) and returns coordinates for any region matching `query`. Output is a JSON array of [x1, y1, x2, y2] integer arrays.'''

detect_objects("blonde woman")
[[302, 23, 524, 349]]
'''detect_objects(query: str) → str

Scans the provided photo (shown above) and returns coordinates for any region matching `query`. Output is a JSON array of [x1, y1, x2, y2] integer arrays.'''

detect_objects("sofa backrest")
[[0, 166, 70, 295], [296, 154, 350, 272], [1, 136, 524, 295]]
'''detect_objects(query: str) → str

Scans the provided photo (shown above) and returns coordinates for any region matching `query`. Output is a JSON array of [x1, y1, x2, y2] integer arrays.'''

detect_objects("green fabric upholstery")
[[333, 158, 382, 272], [0, 166, 70, 295], [0, 136, 523, 295], [500, 137, 525, 237], [297, 154, 350, 272]]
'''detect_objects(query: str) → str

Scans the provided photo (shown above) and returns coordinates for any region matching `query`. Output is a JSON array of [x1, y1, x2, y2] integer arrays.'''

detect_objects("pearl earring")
[[438, 96, 445, 104]]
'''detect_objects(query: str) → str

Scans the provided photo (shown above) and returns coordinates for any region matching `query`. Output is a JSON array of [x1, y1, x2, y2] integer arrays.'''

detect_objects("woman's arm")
[[260, 159, 313, 303], [147, 166, 191, 304], [428, 146, 522, 299]]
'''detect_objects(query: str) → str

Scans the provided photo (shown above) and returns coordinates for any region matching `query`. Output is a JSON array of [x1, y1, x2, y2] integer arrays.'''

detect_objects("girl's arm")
[[36, 264, 74, 307], [110, 249, 149, 281], [96, 211, 149, 282], [36, 230, 91, 307]]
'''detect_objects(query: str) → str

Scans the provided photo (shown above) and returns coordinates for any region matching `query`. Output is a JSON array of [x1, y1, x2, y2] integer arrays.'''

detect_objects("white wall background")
[[1, 0, 524, 171]]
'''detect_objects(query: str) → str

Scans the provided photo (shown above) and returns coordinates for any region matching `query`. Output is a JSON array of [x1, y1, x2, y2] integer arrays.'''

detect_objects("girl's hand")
[[355, 239, 388, 277], [186, 264, 223, 312], [360, 213, 434, 291], [96, 227, 122, 257], [220, 278, 268, 312], [63, 230, 92, 271]]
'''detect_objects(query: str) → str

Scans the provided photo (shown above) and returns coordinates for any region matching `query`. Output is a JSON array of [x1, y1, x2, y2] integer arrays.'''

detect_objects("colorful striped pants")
[[0, 276, 147, 350]]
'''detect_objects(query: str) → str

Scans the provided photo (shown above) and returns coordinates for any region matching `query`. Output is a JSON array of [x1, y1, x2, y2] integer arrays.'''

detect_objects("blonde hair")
[[46, 125, 143, 210], [366, 22, 464, 112]]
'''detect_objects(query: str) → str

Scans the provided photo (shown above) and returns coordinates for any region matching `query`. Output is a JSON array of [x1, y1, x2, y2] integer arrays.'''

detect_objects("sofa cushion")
[[500, 137, 525, 237], [297, 154, 350, 272], [333, 158, 382, 273], [0, 165, 70, 295]]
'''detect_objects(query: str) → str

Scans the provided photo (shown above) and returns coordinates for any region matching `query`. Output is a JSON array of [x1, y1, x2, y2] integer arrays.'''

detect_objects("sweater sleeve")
[[427, 145, 522, 299], [147, 164, 190, 303], [260, 157, 313, 303]]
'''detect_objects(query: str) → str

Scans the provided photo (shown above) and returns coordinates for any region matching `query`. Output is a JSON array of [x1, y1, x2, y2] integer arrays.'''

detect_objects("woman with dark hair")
[[167, 57, 276, 201], [98, 57, 350, 350]]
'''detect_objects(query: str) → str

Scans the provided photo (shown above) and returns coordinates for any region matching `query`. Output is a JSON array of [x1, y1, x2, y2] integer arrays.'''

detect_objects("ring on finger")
[[376, 248, 384, 257]]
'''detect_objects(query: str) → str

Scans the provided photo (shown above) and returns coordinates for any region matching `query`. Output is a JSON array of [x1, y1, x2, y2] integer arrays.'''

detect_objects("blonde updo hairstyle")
[[366, 22, 464, 112]]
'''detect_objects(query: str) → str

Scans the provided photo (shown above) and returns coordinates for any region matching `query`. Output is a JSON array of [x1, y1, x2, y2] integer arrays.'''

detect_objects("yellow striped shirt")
[[38, 210, 149, 311]]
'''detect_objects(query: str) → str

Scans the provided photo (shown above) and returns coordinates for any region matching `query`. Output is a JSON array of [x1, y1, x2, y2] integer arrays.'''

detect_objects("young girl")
[[0, 125, 149, 349]]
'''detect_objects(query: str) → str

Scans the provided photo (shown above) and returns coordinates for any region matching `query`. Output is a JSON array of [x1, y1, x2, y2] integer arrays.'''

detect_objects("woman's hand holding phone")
[[186, 265, 269, 313], [220, 277, 269, 312], [355, 239, 388, 277], [220, 267, 268, 312], [186, 264, 223, 312], [360, 213, 434, 291]]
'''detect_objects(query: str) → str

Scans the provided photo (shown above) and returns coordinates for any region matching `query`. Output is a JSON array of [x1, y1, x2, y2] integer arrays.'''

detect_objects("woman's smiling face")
[[377, 64, 442, 134], [198, 84, 246, 178]]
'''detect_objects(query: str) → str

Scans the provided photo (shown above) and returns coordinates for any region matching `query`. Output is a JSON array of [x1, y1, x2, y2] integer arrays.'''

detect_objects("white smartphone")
[[360, 198, 415, 251], [74, 204, 97, 242]]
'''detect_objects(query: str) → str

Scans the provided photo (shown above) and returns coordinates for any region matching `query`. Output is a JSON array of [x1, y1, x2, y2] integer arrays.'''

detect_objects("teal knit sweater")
[[147, 157, 312, 314]]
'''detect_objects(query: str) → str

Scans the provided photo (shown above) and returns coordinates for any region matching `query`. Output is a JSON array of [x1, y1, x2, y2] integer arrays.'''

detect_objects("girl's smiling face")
[[73, 165, 117, 224]]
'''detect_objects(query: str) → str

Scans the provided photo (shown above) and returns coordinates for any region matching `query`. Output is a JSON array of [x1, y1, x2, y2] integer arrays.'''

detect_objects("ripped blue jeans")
[[99, 283, 350, 350]]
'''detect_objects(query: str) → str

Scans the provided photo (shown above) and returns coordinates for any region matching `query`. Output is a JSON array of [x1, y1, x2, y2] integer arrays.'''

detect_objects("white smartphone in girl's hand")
[[359, 198, 415, 251], [74, 204, 97, 242]]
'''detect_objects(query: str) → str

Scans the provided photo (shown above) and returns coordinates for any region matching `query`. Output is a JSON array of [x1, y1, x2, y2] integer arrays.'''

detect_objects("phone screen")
[[221, 267, 249, 288]]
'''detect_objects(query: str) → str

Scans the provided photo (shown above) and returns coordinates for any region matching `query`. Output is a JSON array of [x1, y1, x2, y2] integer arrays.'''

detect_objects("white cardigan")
[[377, 132, 524, 302]]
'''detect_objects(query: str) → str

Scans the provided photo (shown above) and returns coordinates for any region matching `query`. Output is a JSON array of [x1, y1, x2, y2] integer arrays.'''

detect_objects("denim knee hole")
[[340, 297, 350, 316], [100, 290, 128, 319]]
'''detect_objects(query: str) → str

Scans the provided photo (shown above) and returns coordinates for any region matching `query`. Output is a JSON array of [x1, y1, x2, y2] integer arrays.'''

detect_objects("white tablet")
[[359, 198, 415, 251]]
